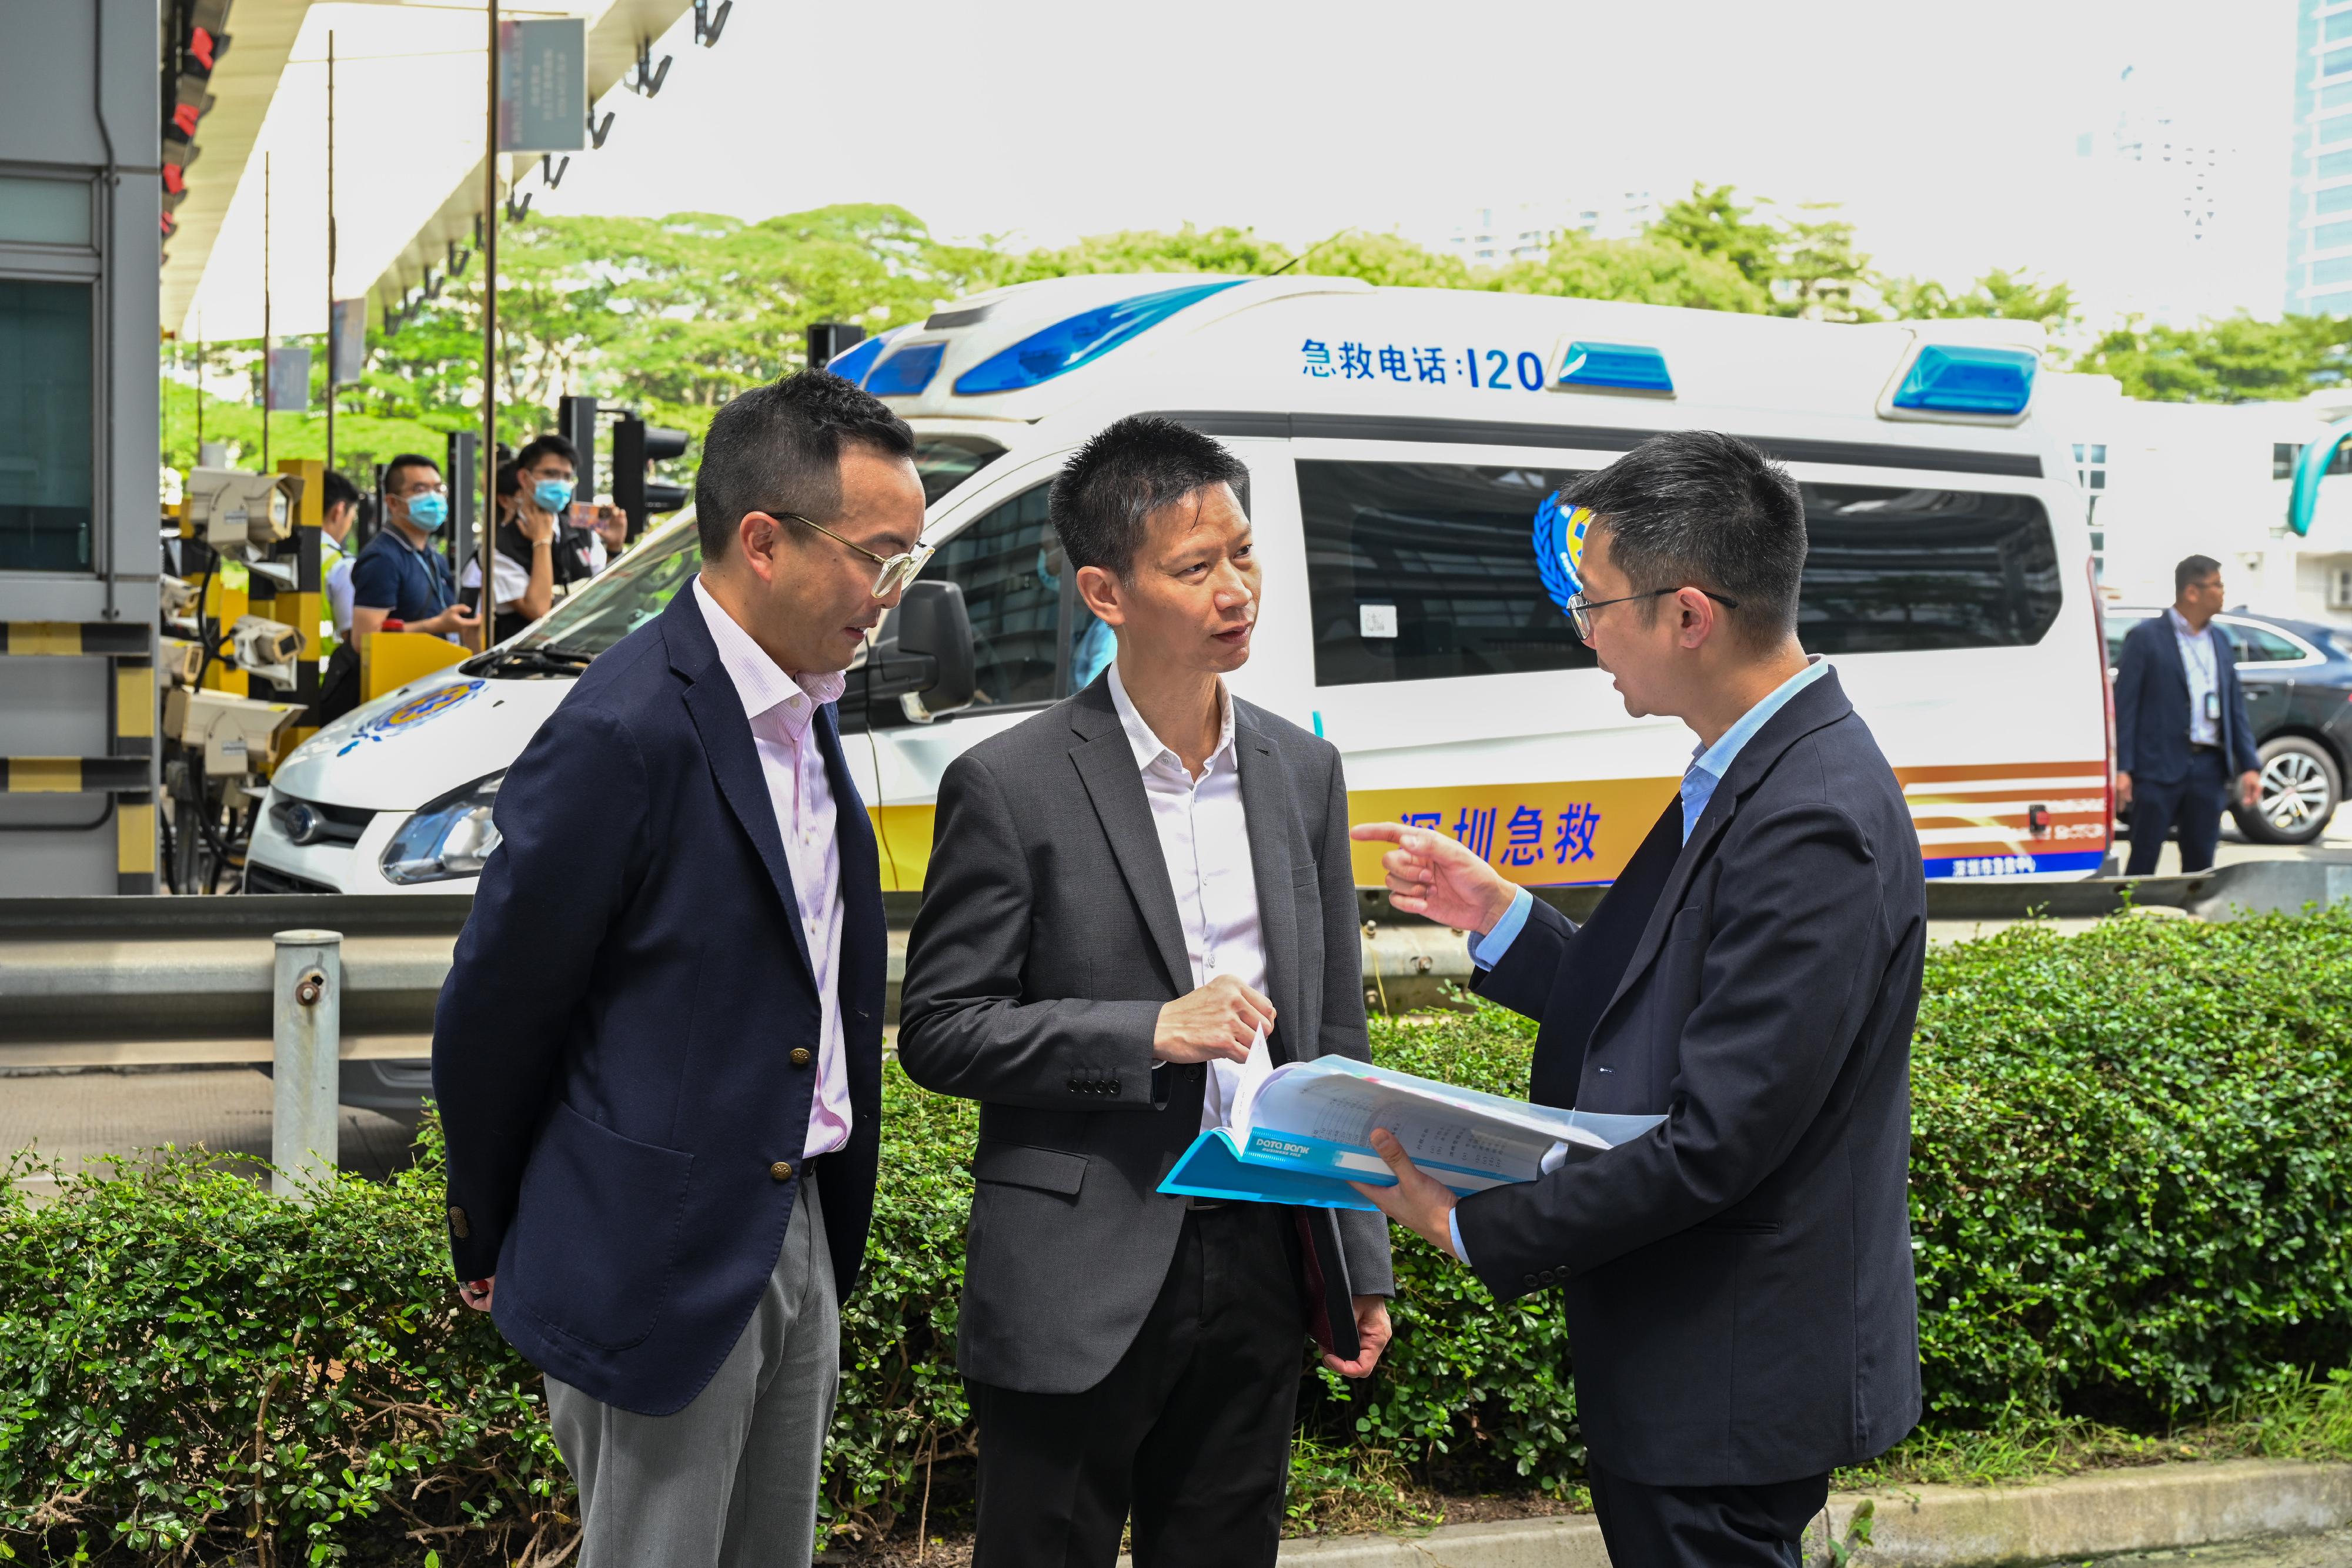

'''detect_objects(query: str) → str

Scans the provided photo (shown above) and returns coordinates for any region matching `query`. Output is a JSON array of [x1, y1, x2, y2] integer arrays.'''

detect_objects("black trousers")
[[2125, 746, 2230, 875], [1587, 1462, 1830, 1568], [967, 1202, 1305, 1568]]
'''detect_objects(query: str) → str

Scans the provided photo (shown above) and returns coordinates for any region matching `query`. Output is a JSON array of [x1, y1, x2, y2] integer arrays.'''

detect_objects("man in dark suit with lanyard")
[[1353, 432, 1925, 1567], [2113, 554, 2261, 875]]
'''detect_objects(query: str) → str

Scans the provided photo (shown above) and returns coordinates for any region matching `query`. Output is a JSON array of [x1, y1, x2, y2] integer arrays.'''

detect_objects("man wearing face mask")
[[349, 453, 482, 648], [460, 434, 607, 643]]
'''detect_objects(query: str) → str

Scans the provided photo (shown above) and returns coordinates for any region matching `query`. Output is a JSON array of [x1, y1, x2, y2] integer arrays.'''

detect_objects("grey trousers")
[[546, 1171, 840, 1568]]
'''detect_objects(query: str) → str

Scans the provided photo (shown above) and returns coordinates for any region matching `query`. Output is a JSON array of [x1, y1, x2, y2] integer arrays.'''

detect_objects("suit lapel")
[[1234, 704, 1303, 1064], [1068, 685, 1194, 997], [667, 592, 817, 987], [1591, 668, 1858, 1031], [2158, 614, 2190, 697]]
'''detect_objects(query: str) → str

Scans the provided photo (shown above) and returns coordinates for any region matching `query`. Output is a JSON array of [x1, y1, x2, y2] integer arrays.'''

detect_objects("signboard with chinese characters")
[[1346, 777, 1680, 889], [498, 19, 586, 153], [1299, 336, 1553, 392]]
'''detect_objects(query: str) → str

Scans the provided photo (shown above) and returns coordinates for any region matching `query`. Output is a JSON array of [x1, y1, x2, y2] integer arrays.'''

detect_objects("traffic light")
[[162, 0, 232, 244], [557, 394, 598, 493], [612, 414, 687, 542]]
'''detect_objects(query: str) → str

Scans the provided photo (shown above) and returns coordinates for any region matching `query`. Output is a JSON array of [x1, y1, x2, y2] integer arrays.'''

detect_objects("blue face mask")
[[534, 479, 575, 513], [405, 493, 449, 531]]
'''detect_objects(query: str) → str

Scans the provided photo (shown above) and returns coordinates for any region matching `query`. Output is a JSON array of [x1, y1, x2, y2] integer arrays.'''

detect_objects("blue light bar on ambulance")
[[864, 341, 946, 397], [954, 280, 1243, 396], [1555, 341, 1674, 394], [1890, 343, 2037, 417], [820, 330, 896, 388]]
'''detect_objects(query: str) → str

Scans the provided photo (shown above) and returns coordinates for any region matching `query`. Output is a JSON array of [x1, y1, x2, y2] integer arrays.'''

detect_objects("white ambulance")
[[246, 272, 2112, 897]]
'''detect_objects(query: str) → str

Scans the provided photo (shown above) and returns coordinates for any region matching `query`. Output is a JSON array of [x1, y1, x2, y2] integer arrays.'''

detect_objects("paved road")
[[2202, 801, 2352, 872], [2086, 1530, 2352, 1567], [0, 1065, 418, 1199]]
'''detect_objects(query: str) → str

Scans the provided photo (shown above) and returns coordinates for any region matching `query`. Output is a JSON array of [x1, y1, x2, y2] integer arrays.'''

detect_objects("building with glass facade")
[[2286, 0, 2352, 315]]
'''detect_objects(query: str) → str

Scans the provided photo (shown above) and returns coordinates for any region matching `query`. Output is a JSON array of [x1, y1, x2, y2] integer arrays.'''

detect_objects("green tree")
[[159, 335, 463, 480], [362, 204, 997, 454], [1651, 182, 1782, 288], [1484, 232, 1769, 312], [1772, 205, 1877, 322], [991, 223, 1296, 283], [2070, 314, 2346, 403], [1299, 229, 1475, 289], [1883, 267, 2076, 330]]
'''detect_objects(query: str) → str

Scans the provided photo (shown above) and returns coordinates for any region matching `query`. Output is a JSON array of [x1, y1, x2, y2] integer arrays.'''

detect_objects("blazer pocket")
[[972, 1140, 1088, 1198], [1668, 902, 1708, 943], [510, 1101, 695, 1352]]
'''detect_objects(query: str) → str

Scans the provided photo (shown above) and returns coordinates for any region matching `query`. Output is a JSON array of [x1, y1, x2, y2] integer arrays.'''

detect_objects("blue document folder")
[[1161, 1127, 1384, 1211], [1154, 1057, 1665, 1211]]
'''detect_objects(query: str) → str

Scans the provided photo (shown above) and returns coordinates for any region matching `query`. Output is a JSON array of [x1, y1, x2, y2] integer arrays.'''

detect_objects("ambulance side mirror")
[[863, 579, 977, 725]]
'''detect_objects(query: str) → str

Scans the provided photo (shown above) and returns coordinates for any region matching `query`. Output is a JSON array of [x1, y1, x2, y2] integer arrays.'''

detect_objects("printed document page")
[[1158, 1057, 1664, 1208]]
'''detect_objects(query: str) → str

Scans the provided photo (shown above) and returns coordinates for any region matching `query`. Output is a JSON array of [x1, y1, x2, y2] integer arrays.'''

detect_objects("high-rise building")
[[2286, 0, 2352, 315]]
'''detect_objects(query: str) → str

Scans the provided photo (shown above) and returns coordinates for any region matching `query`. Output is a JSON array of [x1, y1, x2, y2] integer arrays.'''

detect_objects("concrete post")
[[271, 929, 342, 1201]]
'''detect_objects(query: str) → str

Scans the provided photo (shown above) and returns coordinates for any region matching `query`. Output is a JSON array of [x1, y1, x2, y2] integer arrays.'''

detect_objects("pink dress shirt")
[[692, 577, 853, 1161]]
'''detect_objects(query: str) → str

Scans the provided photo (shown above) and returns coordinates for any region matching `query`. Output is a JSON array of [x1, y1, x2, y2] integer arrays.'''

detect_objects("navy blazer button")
[[448, 1205, 470, 1239], [769, 1161, 794, 1183], [1522, 1273, 1538, 1288], [790, 1047, 813, 1068]]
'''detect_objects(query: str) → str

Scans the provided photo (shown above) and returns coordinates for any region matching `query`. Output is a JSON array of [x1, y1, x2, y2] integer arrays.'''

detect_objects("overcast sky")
[[528, 0, 2298, 325]]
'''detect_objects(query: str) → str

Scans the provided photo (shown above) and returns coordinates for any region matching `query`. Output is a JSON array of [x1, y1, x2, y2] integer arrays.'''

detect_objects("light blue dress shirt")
[[1445, 657, 1830, 1265], [2168, 608, 2221, 748]]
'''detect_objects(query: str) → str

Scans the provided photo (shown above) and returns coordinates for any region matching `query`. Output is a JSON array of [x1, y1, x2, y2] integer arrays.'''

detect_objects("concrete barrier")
[[2187, 860, 2352, 921], [1240, 1460, 2352, 1567]]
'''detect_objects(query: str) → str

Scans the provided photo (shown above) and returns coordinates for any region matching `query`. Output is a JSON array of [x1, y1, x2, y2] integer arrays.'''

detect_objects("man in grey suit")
[[899, 416, 1394, 1568]]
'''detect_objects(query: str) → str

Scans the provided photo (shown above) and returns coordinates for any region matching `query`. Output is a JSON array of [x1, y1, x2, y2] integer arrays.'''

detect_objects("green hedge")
[[8, 910, 2352, 1562]]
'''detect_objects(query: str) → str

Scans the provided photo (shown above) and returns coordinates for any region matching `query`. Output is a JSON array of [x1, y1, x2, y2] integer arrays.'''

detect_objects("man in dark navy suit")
[[1353, 432, 1925, 1567], [2113, 554, 2261, 875], [432, 372, 928, 1565]]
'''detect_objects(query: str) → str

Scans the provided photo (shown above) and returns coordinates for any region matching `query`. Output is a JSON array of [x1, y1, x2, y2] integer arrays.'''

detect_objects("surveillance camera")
[[230, 614, 305, 689], [186, 468, 302, 558]]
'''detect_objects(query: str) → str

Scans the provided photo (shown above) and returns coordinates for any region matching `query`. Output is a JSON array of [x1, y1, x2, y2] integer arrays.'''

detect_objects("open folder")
[[1159, 1054, 1664, 1212]]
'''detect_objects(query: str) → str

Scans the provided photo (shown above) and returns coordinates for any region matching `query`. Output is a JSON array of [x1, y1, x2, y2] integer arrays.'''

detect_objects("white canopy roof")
[[165, 0, 692, 341]]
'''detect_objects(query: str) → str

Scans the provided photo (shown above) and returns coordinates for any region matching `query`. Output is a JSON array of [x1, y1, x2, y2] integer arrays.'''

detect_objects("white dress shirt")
[[693, 577, 853, 1161], [1106, 660, 1269, 1133], [2168, 607, 2221, 747]]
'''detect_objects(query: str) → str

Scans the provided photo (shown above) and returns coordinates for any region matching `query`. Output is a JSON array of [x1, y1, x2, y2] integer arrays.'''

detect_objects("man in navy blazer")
[[432, 372, 927, 1565], [2113, 554, 2261, 875], [1354, 433, 1925, 1567]]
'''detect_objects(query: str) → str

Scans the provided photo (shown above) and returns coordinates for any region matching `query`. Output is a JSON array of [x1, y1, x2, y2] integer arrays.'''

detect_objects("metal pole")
[[325, 31, 336, 473], [262, 151, 272, 471], [270, 928, 342, 1200], [481, 0, 499, 643]]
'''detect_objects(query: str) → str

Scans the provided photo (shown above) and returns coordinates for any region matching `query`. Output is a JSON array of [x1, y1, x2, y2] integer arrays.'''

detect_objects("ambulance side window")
[[925, 482, 1061, 710], [1301, 460, 1596, 688]]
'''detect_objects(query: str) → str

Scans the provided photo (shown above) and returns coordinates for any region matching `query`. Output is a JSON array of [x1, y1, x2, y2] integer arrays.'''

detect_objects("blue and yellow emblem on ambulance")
[[1532, 494, 1593, 613], [337, 678, 488, 755]]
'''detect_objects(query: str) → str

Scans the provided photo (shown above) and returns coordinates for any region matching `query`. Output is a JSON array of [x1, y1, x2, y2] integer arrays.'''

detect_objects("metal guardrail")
[[0, 895, 466, 1069], [3, 862, 2348, 1070]]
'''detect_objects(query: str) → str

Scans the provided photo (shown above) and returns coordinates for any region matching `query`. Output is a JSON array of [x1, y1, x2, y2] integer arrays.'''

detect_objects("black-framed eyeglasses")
[[1565, 586, 1740, 644], [758, 510, 934, 599]]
